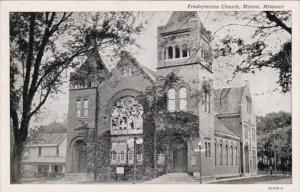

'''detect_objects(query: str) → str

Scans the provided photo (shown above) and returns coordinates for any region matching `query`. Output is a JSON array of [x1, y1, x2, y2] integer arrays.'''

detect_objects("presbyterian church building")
[[66, 12, 257, 181]]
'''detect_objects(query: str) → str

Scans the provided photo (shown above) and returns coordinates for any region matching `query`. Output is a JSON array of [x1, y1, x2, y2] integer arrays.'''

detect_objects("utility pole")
[[197, 141, 202, 184], [133, 136, 137, 184]]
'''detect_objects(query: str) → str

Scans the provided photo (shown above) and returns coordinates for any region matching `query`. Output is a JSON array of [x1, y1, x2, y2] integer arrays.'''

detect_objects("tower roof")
[[159, 11, 201, 33], [166, 11, 199, 28]]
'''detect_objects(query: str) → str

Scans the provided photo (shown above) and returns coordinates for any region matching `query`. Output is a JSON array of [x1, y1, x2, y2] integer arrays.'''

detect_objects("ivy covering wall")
[[81, 73, 200, 181]]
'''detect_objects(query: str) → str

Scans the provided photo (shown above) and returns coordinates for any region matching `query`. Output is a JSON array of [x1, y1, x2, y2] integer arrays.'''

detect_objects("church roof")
[[78, 49, 110, 74], [217, 115, 242, 137], [213, 87, 245, 115], [139, 65, 157, 81], [214, 117, 240, 139], [117, 51, 157, 82]]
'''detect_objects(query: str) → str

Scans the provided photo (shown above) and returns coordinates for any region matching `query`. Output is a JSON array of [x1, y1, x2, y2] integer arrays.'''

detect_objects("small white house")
[[22, 133, 67, 177]]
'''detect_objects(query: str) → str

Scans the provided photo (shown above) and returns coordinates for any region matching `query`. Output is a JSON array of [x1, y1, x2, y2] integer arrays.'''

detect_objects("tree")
[[256, 111, 292, 172], [257, 111, 291, 134], [214, 11, 292, 92], [10, 12, 142, 183], [213, 11, 291, 92]]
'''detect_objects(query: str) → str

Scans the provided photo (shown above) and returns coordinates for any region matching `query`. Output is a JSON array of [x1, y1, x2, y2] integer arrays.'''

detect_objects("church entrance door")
[[74, 140, 87, 173], [172, 139, 187, 172]]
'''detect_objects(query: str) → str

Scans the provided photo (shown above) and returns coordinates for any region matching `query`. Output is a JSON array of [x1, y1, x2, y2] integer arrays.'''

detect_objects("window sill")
[[164, 57, 190, 61], [77, 116, 88, 119]]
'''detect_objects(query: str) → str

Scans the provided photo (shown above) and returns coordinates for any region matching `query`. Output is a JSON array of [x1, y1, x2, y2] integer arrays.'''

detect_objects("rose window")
[[111, 96, 143, 132]]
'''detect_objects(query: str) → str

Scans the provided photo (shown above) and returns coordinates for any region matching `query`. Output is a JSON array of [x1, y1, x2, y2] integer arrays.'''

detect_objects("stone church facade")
[[66, 12, 257, 181]]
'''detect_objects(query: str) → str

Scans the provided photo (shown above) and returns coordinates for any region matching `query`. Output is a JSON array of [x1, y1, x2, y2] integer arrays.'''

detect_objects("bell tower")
[[157, 11, 213, 71], [156, 12, 214, 100], [155, 12, 216, 177]]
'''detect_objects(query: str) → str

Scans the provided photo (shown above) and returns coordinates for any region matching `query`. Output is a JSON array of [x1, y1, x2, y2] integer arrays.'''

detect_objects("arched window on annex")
[[231, 144, 234, 166], [225, 143, 229, 166], [219, 140, 223, 166], [214, 140, 218, 166], [235, 145, 238, 166]]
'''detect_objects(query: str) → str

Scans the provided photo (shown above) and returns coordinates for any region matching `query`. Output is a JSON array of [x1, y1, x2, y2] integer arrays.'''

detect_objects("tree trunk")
[[10, 142, 24, 184]]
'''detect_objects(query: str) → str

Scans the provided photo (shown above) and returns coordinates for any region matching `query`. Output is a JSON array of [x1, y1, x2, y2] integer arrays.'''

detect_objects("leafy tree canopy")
[[257, 111, 291, 134], [213, 11, 291, 92]]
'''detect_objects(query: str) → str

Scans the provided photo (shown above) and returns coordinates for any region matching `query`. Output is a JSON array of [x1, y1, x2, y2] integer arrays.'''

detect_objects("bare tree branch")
[[265, 11, 291, 34]]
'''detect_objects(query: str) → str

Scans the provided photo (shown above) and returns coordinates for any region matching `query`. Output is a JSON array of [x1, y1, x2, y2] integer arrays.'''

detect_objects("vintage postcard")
[[0, 1, 299, 192]]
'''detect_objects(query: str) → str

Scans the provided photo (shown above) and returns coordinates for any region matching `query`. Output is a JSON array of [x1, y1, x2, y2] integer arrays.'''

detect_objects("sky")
[[31, 11, 291, 127]]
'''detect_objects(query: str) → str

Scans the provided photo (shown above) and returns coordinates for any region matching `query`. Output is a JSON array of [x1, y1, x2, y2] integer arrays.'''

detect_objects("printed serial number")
[[268, 186, 283, 190]]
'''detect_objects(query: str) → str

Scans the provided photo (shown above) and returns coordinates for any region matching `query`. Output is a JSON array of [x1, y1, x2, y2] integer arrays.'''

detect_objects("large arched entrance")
[[245, 145, 250, 173], [72, 139, 87, 173], [171, 138, 188, 172]]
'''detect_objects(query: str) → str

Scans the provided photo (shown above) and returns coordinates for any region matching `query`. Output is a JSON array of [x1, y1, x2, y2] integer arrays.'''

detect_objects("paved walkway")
[[208, 174, 292, 184], [21, 173, 292, 184], [143, 173, 199, 184], [257, 178, 292, 184]]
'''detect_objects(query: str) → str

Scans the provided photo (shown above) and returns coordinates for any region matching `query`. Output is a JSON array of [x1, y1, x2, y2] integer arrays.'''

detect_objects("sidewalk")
[[208, 174, 292, 184], [206, 175, 264, 184]]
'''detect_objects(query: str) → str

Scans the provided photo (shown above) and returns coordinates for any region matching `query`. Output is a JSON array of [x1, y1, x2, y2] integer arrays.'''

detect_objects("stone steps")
[[55, 173, 94, 183], [145, 173, 199, 184]]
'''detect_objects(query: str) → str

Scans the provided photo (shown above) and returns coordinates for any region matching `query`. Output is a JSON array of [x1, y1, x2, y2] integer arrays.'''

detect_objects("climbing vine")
[[137, 72, 199, 175], [79, 72, 200, 181], [81, 124, 111, 181]]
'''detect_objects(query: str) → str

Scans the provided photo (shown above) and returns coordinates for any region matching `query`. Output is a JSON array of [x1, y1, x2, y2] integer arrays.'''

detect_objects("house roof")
[[27, 133, 66, 147], [214, 117, 240, 139], [213, 87, 244, 115]]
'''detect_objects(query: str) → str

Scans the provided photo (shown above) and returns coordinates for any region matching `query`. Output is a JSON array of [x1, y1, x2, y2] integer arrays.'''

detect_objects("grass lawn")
[[211, 175, 292, 184]]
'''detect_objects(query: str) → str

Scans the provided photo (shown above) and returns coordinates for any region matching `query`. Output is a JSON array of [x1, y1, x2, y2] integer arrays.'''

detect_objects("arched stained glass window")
[[167, 89, 176, 111], [179, 87, 187, 111], [111, 96, 143, 132]]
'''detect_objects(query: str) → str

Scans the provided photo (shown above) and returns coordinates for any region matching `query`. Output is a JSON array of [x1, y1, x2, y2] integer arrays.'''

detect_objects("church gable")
[[213, 87, 244, 115], [111, 51, 156, 83], [70, 49, 110, 89]]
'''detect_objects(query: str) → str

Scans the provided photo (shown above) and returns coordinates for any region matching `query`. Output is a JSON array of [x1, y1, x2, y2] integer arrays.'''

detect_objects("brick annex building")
[[66, 12, 257, 181]]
